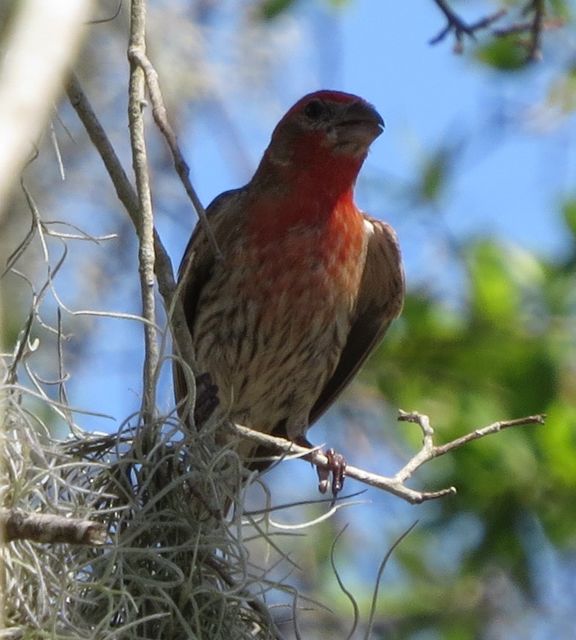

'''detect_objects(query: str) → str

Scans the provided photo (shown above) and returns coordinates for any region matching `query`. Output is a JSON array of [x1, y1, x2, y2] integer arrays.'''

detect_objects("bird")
[[174, 90, 404, 497]]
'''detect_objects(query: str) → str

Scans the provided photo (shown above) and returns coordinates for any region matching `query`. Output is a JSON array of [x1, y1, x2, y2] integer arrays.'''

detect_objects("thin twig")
[[364, 521, 418, 639], [395, 410, 545, 478], [431, 0, 559, 62], [65, 75, 197, 376], [229, 411, 545, 505], [526, 0, 545, 61], [66, 74, 139, 220], [329, 525, 359, 640], [127, 0, 159, 427], [129, 48, 222, 260], [430, 0, 507, 52]]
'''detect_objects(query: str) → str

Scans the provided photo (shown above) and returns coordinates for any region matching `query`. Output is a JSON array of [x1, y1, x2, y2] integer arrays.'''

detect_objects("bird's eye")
[[303, 99, 326, 120]]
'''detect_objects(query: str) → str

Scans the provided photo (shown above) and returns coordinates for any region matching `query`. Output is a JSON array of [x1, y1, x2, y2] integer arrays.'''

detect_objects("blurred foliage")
[[257, 0, 295, 20], [547, 65, 576, 115], [357, 206, 576, 635], [414, 143, 459, 205], [475, 36, 530, 72], [257, 0, 350, 20]]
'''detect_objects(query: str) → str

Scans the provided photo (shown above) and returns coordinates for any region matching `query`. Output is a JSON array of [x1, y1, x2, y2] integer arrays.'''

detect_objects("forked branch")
[[230, 411, 545, 504], [429, 0, 507, 50], [429, 0, 561, 60]]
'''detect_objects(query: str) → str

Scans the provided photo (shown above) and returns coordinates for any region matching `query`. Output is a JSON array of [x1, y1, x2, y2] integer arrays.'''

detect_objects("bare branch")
[[127, 0, 159, 427], [229, 411, 545, 505], [66, 74, 140, 221], [430, 0, 507, 51], [129, 48, 223, 260], [430, 0, 563, 62], [396, 410, 545, 475], [412, 412, 544, 453], [526, 0, 545, 61], [0, 509, 106, 546], [66, 74, 199, 449], [65, 75, 197, 384], [68, 19, 226, 432]]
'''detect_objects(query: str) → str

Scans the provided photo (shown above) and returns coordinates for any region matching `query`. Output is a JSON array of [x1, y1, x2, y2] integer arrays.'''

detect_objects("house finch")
[[174, 90, 404, 496]]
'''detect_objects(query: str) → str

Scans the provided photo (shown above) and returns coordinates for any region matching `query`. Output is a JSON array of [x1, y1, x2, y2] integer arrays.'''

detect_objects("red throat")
[[243, 126, 368, 311], [247, 186, 359, 246], [248, 142, 365, 244], [243, 190, 366, 326]]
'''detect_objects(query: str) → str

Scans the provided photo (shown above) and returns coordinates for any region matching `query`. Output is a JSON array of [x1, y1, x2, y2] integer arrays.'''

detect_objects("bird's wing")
[[177, 190, 244, 300], [309, 215, 405, 424], [173, 188, 245, 414]]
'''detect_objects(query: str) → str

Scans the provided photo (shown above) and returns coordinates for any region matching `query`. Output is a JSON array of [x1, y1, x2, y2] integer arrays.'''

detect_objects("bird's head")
[[275, 90, 383, 158], [254, 90, 384, 196]]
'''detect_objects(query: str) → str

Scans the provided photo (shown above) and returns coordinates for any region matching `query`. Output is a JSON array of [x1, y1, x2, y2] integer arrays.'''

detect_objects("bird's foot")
[[317, 448, 347, 496], [193, 372, 219, 427], [295, 437, 347, 497]]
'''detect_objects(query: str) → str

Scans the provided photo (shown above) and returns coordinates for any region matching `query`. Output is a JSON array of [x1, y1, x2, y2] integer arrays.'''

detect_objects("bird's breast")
[[192, 202, 367, 434], [242, 202, 366, 322]]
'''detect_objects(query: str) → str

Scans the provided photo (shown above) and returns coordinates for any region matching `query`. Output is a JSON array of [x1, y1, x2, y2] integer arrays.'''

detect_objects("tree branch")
[[525, 0, 545, 61], [229, 411, 545, 505], [65, 75, 197, 387], [0, 509, 106, 545], [492, 0, 553, 61], [430, 0, 507, 51], [66, 74, 140, 221], [128, 48, 222, 260], [127, 0, 159, 427], [430, 0, 562, 61]]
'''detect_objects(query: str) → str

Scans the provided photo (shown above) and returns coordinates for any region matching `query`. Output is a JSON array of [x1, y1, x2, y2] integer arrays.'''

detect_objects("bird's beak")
[[332, 100, 384, 154]]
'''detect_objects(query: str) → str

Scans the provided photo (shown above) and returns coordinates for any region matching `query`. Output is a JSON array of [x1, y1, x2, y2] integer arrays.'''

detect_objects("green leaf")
[[257, 0, 297, 20], [475, 37, 528, 72]]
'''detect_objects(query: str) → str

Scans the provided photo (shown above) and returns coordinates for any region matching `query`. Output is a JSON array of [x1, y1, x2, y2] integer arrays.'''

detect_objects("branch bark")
[[229, 412, 545, 505], [0, 509, 106, 545], [127, 0, 159, 427]]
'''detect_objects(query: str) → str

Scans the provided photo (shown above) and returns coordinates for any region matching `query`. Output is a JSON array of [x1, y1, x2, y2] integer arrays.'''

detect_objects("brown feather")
[[308, 215, 404, 425], [173, 188, 245, 422], [175, 208, 404, 455], [173, 91, 404, 480]]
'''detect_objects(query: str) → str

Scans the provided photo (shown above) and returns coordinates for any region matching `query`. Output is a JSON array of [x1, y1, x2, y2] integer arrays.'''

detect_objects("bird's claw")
[[317, 448, 347, 496]]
